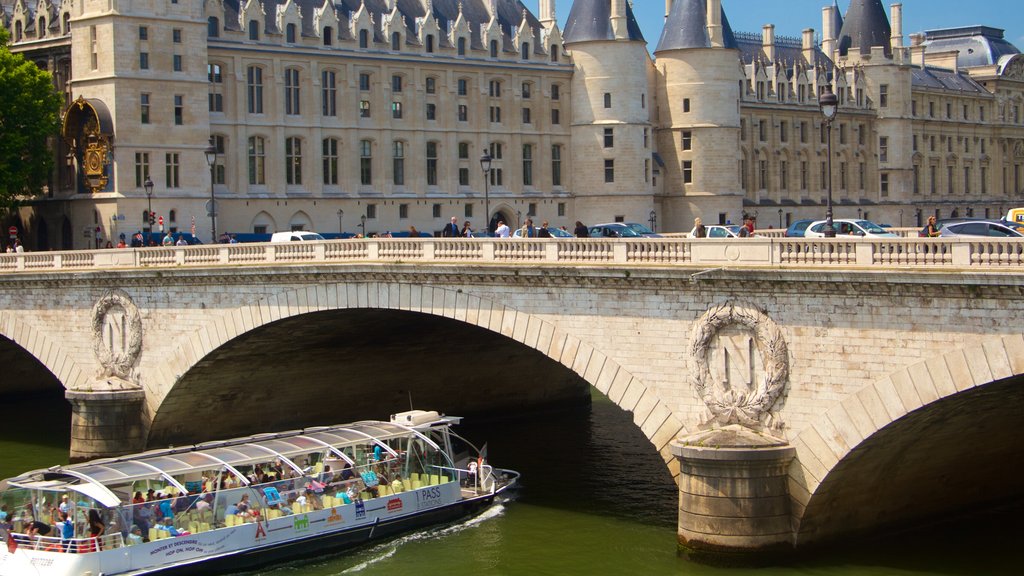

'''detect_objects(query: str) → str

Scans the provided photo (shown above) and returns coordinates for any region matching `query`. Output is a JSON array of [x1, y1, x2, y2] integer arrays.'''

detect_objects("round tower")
[[654, 0, 743, 230], [564, 0, 656, 227]]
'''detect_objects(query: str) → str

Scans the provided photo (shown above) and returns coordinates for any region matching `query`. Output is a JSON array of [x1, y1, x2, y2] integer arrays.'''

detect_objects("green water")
[[0, 391, 1019, 576]]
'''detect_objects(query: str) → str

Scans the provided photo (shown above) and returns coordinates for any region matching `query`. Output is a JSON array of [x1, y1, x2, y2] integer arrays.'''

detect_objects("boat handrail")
[[9, 531, 125, 553]]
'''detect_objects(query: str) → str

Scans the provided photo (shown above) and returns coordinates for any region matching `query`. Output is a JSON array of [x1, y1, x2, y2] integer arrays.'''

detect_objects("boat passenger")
[[158, 498, 174, 520], [236, 494, 251, 513], [154, 517, 188, 537], [88, 509, 105, 550], [132, 491, 145, 505], [126, 525, 144, 545], [146, 488, 156, 501], [341, 462, 354, 480]]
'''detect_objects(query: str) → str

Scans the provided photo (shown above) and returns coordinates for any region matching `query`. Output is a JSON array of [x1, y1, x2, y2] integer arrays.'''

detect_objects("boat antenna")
[[408, 390, 414, 411]]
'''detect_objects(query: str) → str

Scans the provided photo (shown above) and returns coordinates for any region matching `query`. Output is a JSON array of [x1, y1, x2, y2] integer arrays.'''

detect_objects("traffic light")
[[149, 212, 156, 226]]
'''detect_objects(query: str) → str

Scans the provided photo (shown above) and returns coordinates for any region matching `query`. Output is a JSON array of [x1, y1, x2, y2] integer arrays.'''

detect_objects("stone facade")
[[4, 1, 1024, 241]]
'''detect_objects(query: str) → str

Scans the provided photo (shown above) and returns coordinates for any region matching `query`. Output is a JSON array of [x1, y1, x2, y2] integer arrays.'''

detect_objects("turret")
[[540, 0, 556, 28], [822, 1, 843, 60], [837, 0, 893, 61]]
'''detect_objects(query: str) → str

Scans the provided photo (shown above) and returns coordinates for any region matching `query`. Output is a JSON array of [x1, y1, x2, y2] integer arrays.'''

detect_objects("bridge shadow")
[[795, 372, 1024, 547], [148, 309, 593, 447]]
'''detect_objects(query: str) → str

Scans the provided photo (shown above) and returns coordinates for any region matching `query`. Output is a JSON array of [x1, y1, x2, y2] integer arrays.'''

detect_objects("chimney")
[[890, 3, 904, 50], [611, 0, 628, 40], [910, 32, 926, 67], [763, 24, 776, 63], [539, 0, 556, 28], [822, 5, 837, 60], [803, 28, 816, 63], [707, 0, 723, 48]]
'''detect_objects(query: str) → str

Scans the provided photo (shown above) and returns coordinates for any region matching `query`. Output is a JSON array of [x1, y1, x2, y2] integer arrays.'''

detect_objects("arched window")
[[457, 37, 466, 56], [248, 20, 259, 41], [323, 27, 333, 46], [550, 44, 559, 62], [322, 138, 339, 185], [426, 35, 434, 53], [38, 18, 46, 38], [521, 42, 529, 60], [208, 17, 220, 38], [15, 21, 23, 42], [286, 23, 296, 44], [62, 13, 70, 35], [490, 39, 498, 58], [248, 136, 266, 185], [285, 137, 302, 185], [391, 32, 401, 51], [359, 29, 369, 48]]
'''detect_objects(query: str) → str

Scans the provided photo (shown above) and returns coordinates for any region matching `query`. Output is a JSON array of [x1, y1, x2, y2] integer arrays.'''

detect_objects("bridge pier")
[[66, 388, 148, 462], [672, 426, 796, 560]]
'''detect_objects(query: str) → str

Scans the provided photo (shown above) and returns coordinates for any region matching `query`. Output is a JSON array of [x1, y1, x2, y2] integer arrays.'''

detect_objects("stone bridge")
[[1, 237, 1022, 555]]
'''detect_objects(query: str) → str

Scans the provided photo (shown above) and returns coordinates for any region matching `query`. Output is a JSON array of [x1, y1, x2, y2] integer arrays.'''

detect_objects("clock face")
[[86, 149, 104, 174]]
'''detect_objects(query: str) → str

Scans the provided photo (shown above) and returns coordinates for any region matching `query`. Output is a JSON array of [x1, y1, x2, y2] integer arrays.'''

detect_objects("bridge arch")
[[0, 310, 90, 392], [789, 334, 1024, 546], [150, 281, 684, 468]]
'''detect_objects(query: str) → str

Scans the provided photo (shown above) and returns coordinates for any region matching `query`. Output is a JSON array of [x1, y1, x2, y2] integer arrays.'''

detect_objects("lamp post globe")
[[819, 87, 839, 238], [480, 151, 493, 235], [143, 176, 154, 235]]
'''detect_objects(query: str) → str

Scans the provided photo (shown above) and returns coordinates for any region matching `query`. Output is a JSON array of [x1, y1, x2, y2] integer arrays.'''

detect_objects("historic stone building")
[[3, 0, 1024, 248]]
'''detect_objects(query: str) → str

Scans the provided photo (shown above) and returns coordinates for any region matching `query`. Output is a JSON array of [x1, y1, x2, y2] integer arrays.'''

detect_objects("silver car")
[[938, 220, 1024, 238]]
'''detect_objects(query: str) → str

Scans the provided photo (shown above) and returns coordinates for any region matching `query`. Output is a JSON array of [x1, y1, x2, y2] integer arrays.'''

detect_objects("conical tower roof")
[[837, 0, 891, 57], [563, 0, 645, 44], [655, 0, 709, 53], [828, 0, 845, 38]]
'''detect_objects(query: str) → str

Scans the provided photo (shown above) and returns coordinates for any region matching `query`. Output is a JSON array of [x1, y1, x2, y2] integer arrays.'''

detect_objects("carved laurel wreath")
[[91, 289, 143, 379], [690, 302, 789, 428]]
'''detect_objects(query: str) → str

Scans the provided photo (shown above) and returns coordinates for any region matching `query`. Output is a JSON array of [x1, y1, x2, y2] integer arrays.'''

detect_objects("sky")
[[521, 1, 1024, 52]]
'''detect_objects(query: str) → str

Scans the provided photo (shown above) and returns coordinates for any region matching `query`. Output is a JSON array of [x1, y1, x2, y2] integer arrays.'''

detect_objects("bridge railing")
[[1, 237, 1022, 273]]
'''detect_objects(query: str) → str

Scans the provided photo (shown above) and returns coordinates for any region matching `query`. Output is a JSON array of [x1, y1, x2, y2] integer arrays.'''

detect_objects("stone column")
[[66, 388, 147, 462], [671, 426, 796, 560]]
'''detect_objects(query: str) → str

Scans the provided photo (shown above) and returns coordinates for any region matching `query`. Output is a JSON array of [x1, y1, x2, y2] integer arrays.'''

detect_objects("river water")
[[1, 390, 1018, 576]]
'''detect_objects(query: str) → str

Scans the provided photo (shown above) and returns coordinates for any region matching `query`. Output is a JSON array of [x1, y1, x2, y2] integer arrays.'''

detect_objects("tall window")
[[285, 23, 296, 43], [165, 153, 180, 188], [683, 161, 693, 184], [323, 138, 338, 185], [551, 145, 562, 186], [489, 80, 502, 97], [173, 95, 183, 125], [285, 68, 300, 115], [458, 105, 468, 122], [391, 32, 402, 51], [248, 20, 259, 41], [360, 140, 372, 185], [879, 137, 889, 163], [458, 79, 468, 96], [360, 73, 371, 91], [392, 141, 405, 185], [208, 64, 223, 112], [212, 135, 226, 184], [360, 100, 371, 118], [426, 77, 436, 94], [604, 128, 614, 148], [247, 66, 263, 114], [522, 145, 533, 186], [426, 142, 438, 186], [490, 40, 498, 58], [605, 159, 614, 183], [359, 29, 369, 48], [392, 102, 403, 119], [140, 93, 150, 124], [285, 137, 302, 185], [392, 75, 402, 93], [322, 70, 336, 117], [458, 37, 466, 56], [135, 152, 150, 187], [248, 136, 265, 185], [604, 93, 612, 108]]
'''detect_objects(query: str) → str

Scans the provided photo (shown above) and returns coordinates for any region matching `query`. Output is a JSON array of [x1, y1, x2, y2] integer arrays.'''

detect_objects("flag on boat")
[[190, 215, 196, 236], [5, 530, 16, 554]]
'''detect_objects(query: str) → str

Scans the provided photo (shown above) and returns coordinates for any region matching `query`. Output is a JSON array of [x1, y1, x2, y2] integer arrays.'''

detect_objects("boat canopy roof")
[[1, 418, 451, 507]]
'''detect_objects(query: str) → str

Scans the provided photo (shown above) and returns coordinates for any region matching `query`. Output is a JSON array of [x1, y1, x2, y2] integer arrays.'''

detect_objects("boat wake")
[[340, 499, 510, 574]]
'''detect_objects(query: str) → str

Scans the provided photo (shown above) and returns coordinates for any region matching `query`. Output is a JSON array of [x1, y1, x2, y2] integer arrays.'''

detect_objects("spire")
[[655, 0, 708, 53], [540, 0, 556, 28], [837, 0, 892, 58]]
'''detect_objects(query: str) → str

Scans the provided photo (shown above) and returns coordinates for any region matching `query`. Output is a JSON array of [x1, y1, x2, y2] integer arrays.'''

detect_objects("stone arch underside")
[[148, 282, 684, 475], [790, 334, 1024, 546], [0, 311, 89, 394]]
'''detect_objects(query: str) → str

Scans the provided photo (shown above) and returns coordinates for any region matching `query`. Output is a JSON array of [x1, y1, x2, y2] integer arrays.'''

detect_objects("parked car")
[[512, 226, 573, 238], [938, 220, 1024, 238], [588, 223, 647, 238], [784, 219, 816, 238], [803, 219, 898, 238], [270, 231, 326, 242], [622, 222, 663, 238]]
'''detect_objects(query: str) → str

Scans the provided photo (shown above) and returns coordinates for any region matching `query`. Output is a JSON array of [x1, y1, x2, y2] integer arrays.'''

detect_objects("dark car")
[[784, 219, 815, 238], [588, 223, 645, 238]]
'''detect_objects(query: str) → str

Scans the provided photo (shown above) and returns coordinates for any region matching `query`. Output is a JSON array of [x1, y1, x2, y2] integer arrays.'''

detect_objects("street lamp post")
[[648, 209, 657, 233], [480, 151, 492, 235], [204, 141, 217, 243], [899, 209, 904, 227], [144, 176, 154, 236], [337, 209, 344, 234], [778, 208, 784, 229], [360, 214, 366, 237], [819, 87, 839, 238]]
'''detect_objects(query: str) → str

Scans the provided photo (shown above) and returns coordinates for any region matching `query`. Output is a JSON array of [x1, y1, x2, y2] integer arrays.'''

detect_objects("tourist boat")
[[0, 410, 518, 576]]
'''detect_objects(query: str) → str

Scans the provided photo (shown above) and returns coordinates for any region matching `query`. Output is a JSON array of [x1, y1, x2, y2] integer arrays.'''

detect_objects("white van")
[[270, 231, 325, 242]]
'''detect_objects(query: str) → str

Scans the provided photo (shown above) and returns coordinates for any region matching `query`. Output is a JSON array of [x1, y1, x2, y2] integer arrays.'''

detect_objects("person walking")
[[921, 216, 940, 237], [441, 217, 460, 237], [519, 218, 536, 238], [538, 221, 552, 238], [460, 221, 473, 237], [494, 220, 510, 238], [691, 217, 707, 238], [574, 221, 588, 238]]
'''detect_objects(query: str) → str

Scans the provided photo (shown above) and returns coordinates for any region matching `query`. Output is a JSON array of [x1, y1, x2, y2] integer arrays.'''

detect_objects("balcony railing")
[[0, 237, 1021, 273]]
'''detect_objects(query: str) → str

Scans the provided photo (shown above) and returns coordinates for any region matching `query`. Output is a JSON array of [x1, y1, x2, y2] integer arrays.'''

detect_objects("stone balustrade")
[[0, 237, 1022, 273]]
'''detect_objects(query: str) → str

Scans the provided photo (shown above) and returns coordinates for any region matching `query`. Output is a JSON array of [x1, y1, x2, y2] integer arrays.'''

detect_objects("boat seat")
[[441, 475, 449, 484], [148, 528, 159, 541]]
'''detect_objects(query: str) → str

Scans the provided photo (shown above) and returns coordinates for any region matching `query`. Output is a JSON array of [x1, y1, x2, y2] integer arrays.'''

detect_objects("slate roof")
[[733, 32, 832, 70], [837, 0, 891, 58], [922, 26, 1021, 68], [655, 0, 708, 52], [563, 0, 645, 44], [911, 66, 989, 94]]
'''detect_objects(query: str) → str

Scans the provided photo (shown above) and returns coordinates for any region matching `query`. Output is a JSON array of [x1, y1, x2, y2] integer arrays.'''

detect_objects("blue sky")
[[522, 1, 1024, 52]]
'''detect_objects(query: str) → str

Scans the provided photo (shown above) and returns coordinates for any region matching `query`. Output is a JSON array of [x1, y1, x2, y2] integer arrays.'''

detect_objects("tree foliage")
[[0, 28, 63, 211]]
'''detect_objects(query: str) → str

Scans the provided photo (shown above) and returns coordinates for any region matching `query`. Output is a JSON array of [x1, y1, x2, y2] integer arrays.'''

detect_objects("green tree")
[[0, 27, 62, 210]]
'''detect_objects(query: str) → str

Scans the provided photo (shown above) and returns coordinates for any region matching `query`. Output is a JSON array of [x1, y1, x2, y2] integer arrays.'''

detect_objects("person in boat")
[[132, 491, 145, 505], [158, 497, 174, 521], [236, 494, 251, 514], [341, 462, 354, 480], [466, 459, 478, 488], [134, 502, 155, 537], [55, 511, 74, 551], [146, 488, 156, 501], [126, 525, 145, 545], [154, 517, 188, 537], [195, 493, 213, 513], [88, 509, 105, 549]]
